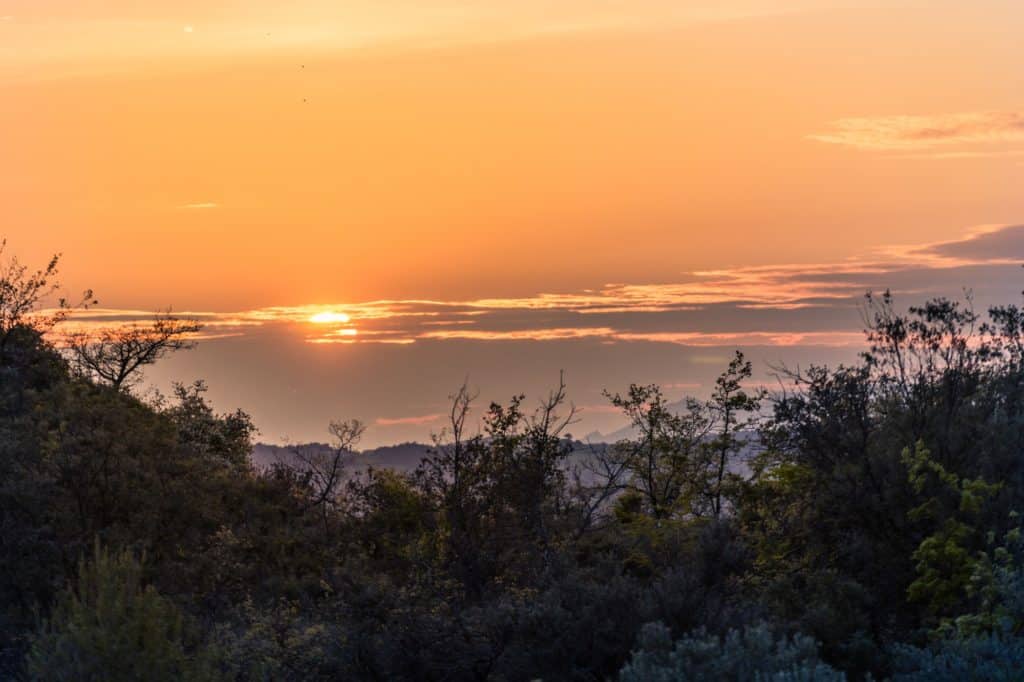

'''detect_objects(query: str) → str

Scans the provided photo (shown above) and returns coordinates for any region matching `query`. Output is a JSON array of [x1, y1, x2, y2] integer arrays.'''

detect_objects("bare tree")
[[68, 311, 202, 392], [419, 381, 478, 509], [523, 372, 578, 574], [287, 418, 366, 530], [567, 440, 632, 538]]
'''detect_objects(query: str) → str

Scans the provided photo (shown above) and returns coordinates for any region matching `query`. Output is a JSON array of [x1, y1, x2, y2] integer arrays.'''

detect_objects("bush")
[[889, 634, 1024, 681], [209, 597, 337, 681], [26, 542, 213, 681], [619, 621, 845, 681]]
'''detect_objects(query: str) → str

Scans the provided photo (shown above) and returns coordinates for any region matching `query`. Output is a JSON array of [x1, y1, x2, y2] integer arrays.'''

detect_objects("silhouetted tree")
[[415, 376, 576, 598], [67, 311, 202, 392], [287, 418, 365, 531], [0, 240, 93, 358], [702, 350, 765, 518], [603, 384, 711, 519], [603, 351, 762, 521]]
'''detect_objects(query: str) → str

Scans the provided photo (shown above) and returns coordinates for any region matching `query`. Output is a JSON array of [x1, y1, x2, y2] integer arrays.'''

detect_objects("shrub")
[[26, 542, 213, 681], [889, 634, 1024, 681], [619, 621, 845, 681]]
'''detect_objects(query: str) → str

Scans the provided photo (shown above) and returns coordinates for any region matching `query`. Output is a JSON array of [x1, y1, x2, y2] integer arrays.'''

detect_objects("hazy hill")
[[250, 441, 432, 473], [249, 436, 754, 480]]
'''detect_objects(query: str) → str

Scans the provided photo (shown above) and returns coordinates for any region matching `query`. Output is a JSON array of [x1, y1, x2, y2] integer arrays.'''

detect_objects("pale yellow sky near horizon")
[[3, 1, 1024, 444]]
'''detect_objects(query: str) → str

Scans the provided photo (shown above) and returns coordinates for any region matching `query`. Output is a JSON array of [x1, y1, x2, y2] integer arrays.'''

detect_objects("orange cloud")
[[40, 223, 1024, 352], [810, 111, 1024, 151], [419, 327, 616, 342], [375, 413, 443, 426]]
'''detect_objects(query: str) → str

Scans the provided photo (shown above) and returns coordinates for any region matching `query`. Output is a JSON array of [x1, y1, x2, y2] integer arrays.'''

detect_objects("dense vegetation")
[[4, 250, 1024, 680]]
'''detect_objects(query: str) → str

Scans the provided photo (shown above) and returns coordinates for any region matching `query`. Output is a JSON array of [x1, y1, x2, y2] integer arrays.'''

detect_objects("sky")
[[3, 1, 1024, 446]]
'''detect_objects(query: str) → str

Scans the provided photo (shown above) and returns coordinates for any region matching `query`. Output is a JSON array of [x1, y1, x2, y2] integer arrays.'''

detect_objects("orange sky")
[[3, 1, 1024, 444]]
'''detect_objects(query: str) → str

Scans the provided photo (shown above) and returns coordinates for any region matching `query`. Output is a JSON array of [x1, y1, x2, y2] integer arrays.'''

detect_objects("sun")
[[309, 311, 350, 324]]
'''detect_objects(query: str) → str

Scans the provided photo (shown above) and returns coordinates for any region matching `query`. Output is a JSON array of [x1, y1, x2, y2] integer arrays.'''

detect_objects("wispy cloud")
[[891, 150, 1024, 161], [810, 111, 1024, 151], [178, 202, 219, 210], [613, 331, 865, 347], [876, 223, 1024, 266], [375, 413, 443, 426], [420, 327, 617, 342], [42, 223, 1024, 351]]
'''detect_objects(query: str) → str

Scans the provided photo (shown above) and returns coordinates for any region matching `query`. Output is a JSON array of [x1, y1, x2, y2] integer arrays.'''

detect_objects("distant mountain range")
[[250, 439, 614, 483], [251, 441, 435, 474], [251, 430, 755, 480], [249, 390, 756, 479], [251, 399, 691, 469]]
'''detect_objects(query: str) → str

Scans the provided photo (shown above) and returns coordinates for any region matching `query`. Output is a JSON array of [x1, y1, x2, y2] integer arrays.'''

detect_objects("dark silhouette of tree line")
[[3, 246, 1024, 679]]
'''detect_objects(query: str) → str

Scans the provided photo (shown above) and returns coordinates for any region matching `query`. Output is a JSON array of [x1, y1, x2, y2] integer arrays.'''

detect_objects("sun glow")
[[309, 311, 351, 324]]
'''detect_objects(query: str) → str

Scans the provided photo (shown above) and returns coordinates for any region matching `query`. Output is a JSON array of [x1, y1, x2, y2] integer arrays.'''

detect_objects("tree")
[[603, 351, 763, 521], [67, 311, 202, 392], [343, 467, 430, 578], [283, 418, 365, 534], [603, 384, 711, 519], [701, 351, 764, 518], [902, 441, 1000, 626], [415, 376, 577, 597], [161, 380, 256, 471], [0, 240, 93, 358]]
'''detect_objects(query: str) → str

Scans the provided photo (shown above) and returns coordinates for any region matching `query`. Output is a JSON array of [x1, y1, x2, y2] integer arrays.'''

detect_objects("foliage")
[[940, 517, 1024, 639], [26, 542, 212, 681], [413, 376, 577, 598], [889, 634, 1024, 681], [901, 440, 1001, 622], [6, 246, 1024, 678], [602, 351, 763, 520], [619, 621, 845, 681]]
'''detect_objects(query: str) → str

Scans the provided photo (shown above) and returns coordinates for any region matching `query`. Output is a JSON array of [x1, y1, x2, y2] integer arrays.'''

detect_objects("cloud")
[[613, 331, 865, 347], [420, 327, 617, 342], [375, 413, 443, 426], [810, 111, 1024, 151], [178, 202, 218, 209], [42, 223, 1024, 352], [892, 150, 1024, 161], [880, 224, 1024, 266]]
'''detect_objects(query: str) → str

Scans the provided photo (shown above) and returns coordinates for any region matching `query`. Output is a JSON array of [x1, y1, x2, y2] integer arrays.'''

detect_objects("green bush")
[[889, 634, 1024, 681], [26, 542, 213, 681], [619, 621, 845, 681]]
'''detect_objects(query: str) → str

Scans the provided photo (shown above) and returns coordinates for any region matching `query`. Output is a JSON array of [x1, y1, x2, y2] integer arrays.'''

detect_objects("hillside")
[[4, 287, 1024, 679]]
